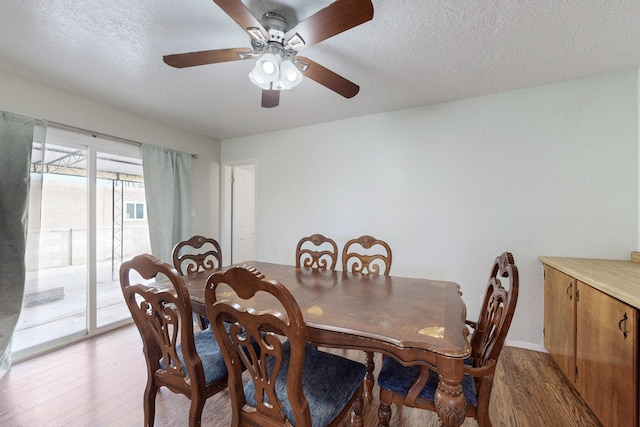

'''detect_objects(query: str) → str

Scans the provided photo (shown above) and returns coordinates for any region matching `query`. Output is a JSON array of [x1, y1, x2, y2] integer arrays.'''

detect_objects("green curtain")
[[0, 112, 35, 378], [141, 144, 192, 264]]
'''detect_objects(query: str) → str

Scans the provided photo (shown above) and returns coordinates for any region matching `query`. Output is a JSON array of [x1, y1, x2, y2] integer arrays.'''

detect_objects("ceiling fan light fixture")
[[256, 53, 280, 78], [248, 62, 271, 90], [278, 59, 303, 90], [262, 60, 276, 75]]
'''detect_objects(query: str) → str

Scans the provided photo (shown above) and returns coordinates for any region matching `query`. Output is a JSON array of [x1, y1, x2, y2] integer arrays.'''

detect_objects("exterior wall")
[[26, 178, 150, 270]]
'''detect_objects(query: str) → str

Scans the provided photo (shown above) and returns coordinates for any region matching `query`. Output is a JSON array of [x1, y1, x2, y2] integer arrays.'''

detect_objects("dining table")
[[181, 261, 471, 427]]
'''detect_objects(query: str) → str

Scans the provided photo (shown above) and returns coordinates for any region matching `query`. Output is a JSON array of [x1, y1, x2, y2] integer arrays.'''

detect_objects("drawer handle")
[[618, 313, 628, 340], [566, 283, 573, 300]]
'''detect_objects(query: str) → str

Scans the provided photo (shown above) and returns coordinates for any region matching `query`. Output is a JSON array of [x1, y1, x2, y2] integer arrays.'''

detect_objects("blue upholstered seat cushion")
[[244, 342, 366, 427], [159, 327, 228, 386], [377, 356, 477, 407]]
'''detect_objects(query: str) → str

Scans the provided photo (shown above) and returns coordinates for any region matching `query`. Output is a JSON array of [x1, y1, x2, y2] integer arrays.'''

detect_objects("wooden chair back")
[[469, 251, 520, 369], [342, 235, 392, 275], [341, 234, 392, 401], [377, 251, 519, 427], [295, 233, 338, 270], [120, 254, 227, 426], [204, 265, 312, 426], [172, 235, 222, 275]]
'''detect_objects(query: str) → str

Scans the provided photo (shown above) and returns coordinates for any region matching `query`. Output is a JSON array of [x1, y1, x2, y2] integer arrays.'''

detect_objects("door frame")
[[221, 159, 257, 264]]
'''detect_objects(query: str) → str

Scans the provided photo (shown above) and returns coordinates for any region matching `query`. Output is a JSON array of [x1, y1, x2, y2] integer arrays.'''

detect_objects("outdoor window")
[[126, 202, 145, 219]]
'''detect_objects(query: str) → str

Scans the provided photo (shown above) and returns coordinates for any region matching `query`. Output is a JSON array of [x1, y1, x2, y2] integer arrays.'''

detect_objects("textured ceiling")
[[1, 1, 640, 140]]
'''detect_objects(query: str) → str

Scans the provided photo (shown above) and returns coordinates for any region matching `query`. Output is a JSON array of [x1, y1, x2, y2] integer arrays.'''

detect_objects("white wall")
[[222, 69, 639, 350], [0, 70, 221, 241]]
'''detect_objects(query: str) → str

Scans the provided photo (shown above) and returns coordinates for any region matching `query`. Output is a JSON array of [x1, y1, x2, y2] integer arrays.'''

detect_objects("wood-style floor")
[[0, 325, 602, 426]]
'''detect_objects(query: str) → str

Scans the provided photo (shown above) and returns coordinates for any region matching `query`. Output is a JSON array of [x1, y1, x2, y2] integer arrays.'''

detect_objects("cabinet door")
[[543, 265, 577, 382], [576, 282, 637, 427]]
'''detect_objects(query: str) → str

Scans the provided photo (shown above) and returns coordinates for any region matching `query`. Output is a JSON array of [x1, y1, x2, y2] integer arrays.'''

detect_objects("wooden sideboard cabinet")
[[541, 257, 639, 427], [543, 266, 576, 381]]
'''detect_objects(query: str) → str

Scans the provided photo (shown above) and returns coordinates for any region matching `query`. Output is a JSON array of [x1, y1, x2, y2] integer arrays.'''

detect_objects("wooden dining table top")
[[183, 261, 471, 364]]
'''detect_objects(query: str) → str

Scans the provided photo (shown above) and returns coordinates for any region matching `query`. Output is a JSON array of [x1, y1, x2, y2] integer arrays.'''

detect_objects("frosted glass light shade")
[[249, 62, 270, 90], [248, 52, 304, 92], [279, 60, 303, 90], [255, 53, 279, 80]]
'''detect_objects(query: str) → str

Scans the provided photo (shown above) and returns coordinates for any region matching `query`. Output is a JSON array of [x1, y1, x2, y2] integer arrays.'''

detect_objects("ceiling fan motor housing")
[[261, 12, 289, 32]]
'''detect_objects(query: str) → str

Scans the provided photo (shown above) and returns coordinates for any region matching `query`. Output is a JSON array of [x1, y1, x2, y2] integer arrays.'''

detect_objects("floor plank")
[[0, 325, 602, 426]]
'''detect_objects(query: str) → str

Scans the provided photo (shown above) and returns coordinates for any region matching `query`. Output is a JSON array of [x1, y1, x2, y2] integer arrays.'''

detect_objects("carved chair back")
[[120, 254, 226, 426], [172, 235, 222, 275], [205, 265, 313, 426], [341, 234, 393, 402], [341, 235, 392, 275], [469, 251, 519, 369], [295, 233, 338, 270], [376, 251, 519, 427]]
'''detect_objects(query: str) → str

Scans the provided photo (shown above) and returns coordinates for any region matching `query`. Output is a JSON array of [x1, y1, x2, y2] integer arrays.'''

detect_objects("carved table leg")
[[364, 351, 375, 403], [434, 356, 466, 427]]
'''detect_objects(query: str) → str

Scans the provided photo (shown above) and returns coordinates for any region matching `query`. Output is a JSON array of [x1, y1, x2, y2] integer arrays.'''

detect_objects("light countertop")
[[539, 256, 640, 309]]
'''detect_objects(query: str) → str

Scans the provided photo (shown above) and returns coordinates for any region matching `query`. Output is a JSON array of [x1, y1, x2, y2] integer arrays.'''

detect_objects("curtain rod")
[[47, 121, 199, 159]]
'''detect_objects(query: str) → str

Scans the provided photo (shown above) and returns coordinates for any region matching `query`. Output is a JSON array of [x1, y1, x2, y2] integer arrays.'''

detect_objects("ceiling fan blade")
[[285, 0, 373, 48], [262, 89, 280, 108], [297, 56, 359, 99], [212, 0, 268, 40], [163, 48, 254, 68]]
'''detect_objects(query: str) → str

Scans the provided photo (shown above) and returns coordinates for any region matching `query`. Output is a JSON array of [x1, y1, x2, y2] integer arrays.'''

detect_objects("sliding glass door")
[[12, 127, 149, 360], [95, 151, 150, 327], [14, 141, 89, 351]]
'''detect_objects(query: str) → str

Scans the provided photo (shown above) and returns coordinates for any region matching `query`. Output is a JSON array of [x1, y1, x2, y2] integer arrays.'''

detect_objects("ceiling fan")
[[163, 0, 374, 108]]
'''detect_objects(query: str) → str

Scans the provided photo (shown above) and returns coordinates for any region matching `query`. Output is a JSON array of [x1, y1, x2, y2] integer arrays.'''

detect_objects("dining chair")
[[120, 254, 229, 427], [376, 252, 520, 427], [341, 234, 393, 401], [172, 235, 223, 275], [341, 234, 392, 275], [204, 264, 366, 427], [295, 233, 339, 270], [172, 235, 223, 329]]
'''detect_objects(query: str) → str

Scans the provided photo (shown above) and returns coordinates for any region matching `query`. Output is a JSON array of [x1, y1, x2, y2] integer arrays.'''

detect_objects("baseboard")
[[504, 339, 547, 353]]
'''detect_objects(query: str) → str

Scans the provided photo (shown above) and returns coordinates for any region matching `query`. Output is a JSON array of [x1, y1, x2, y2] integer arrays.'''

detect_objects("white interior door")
[[229, 163, 256, 263]]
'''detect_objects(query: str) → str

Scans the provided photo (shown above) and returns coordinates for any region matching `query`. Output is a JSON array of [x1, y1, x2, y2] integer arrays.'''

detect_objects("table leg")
[[434, 356, 466, 427]]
